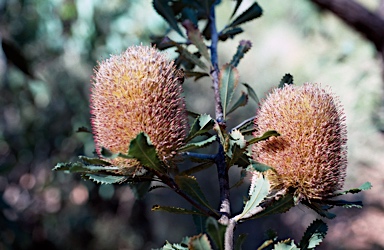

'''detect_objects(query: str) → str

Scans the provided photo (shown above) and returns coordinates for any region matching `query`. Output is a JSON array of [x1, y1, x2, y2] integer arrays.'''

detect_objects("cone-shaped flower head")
[[90, 45, 188, 173], [252, 83, 347, 201]]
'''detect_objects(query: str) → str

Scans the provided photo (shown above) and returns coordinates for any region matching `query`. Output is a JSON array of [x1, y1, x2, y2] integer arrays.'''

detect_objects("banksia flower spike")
[[90, 45, 188, 174], [252, 83, 347, 201]]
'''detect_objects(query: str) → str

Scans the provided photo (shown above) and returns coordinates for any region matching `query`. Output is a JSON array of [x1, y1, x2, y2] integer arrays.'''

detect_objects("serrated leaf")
[[206, 217, 226, 250], [323, 199, 363, 208], [152, 205, 206, 215], [179, 135, 217, 152], [303, 201, 336, 219], [235, 234, 248, 250], [79, 156, 111, 166], [175, 175, 215, 213], [128, 132, 163, 172], [273, 240, 299, 250], [236, 175, 270, 221], [228, 2, 263, 28], [219, 27, 244, 41], [230, 0, 243, 18], [128, 181, 152, 199], [180, 160, 215, 176], [230, 40, 252, 67], [219, 64, 239, 120], [250, 161, 273, 172], [189, 234, 213, 250], [160, 240, 189, 250], [227, 91, 248, 115], [299, 219, 327, 250], [53, 162, 120, 173], [185, 71, 209, 81], [333, 182, 372, 196], [85, 174, 127, 184], [242, 83, 259, 104], [249, 193, 295, 220], [247, 130, 280, 145], [153, 0, 184, 37], [176, 44, 208, 70], [227, 130, 247, 167], [278, 74, 294, 88], [183, 20, 210, 62], [187, 114, 215, 141]]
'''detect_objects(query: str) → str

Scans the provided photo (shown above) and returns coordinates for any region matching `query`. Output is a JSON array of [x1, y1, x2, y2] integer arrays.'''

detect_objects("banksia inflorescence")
[[253, 83, 347, 201], [90, 45, 188, 173]]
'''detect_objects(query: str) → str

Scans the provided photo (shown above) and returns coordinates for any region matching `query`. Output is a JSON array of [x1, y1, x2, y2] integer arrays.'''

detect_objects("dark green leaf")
[[206, 217, 226, 250], [249, 193, 295, 220], [85, 174, 127, 184], [175, 175, 215, 213], [227, 91, 248, 115], [128, 132, 163, 172], [278, 74, 294, 88], [228, 2, 263, 28], [242, 83, 259, 104], [187, 110, 201, 118], [236, 174, 270, 221], [189, 234, 213, 250], [187, 114, 215, 141], [76, 126, 92, 133], [179, 135, 217, 152], [79, 156, 111, 166], [248, 130, 280, 145], [152, 205, 206, 215], [333, 182, 372, 196], [250, 161, 273, 173], [234, 234, 248, 250], [101, 147, 119, 159], [273, 240, 299, 250], [323, 199, 363, 209], [128, 181, 152, 199], [219, 64, 239, 120], [185, 71, 209, 81], [176, 44, 208, 70], [183, 20, 210, 62], [230, 169, 247, 189], [193, 213, 209, 234], [303, 201, 336, 219], [53, 162, 119, 173], [219, 27, 244, 41], [230, 40, 252, 67], [153, 0, 184, 37], [180, 160, 215, 176], [299, 219, 327, 250], [230, 0, 243, 18]]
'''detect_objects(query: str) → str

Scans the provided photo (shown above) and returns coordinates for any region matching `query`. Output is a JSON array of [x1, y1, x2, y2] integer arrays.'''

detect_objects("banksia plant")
[[90, 45, 188, 173], [252, 83, 347, 201]]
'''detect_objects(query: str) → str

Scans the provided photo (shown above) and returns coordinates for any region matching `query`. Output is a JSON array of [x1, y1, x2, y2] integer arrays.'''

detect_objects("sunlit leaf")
[[53, 162, 119, 173], [187, 114, 215, 141], [228, 2, 263, 28], [85, 174, 127, 184], [273, 240, 299, 250], [219, 64, 239, 120], [299, 219, 327, 250], [189, 234, 213, 250]]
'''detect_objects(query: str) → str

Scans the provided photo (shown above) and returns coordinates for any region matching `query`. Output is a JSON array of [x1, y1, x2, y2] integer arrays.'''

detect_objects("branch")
[[310, 0, 384, 53]]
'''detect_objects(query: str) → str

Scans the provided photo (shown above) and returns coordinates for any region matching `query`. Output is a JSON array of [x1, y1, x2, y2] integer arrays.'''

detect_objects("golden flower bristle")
[[90, 45, 188, 172], [252, 83, 347, 201]]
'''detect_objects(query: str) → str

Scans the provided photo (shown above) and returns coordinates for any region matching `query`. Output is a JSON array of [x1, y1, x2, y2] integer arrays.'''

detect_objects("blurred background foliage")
[[0, 0, 383, 249]]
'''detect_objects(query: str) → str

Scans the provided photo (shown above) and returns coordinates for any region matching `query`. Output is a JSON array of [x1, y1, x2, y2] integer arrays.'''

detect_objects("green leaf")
[[206, 217, 226, 250], [53, 162, 120, 173], [242, 83, 259, 104], [248, 130, 280, 145], [227, 129, 247, 167], [153, 0, 184, 37], [76, 126, 92, 133], [193, 213, 209, 234], [250, 161, 273, 173], [303, 201, 336, 219], [230, 0, 243, 18], [323, 199, 363, 209], [234, 234, 248, 250], [227, 91, 248, 115], [179, 135, 217, 152], [333, 182, 372, 196], [219, 27, 244, 41], [176, 44, 208, 70], [152, 205, 206, 215], [128, 181, 152, 199], [230, 40, 252, 67], [100, 147, 119, 159], [180, 160, 215, 176], [128, 132, 163, 172], [185, 71, 210, 81], [160, 240, 189, 250], [278, 73, 294, 88], [273, 240, 299, 250], [228, 2, 263, 28], [79, 156, 111, 166], [183, 20, 210, 62], [175, 175, 215, 213], [85, 174, 127, 184], [299, 219, 327, 250], [189, 234, 213, 250], [236, 174, 270, 221], [219, 64, 239, 120], [249, 193, 295, 220], [187, 114, 215, 142]]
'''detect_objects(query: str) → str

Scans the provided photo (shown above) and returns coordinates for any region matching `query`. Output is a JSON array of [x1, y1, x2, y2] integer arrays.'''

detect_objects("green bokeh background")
[[1, 0, 383, 249]]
